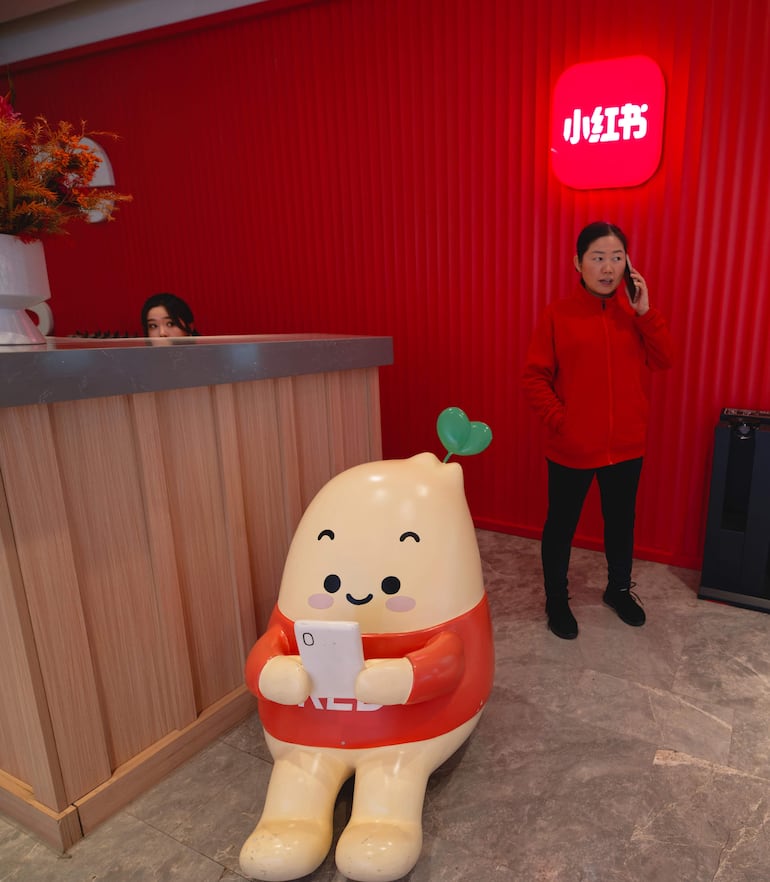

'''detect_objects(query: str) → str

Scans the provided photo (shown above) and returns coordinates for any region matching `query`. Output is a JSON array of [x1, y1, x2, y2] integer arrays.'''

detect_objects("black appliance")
[[699, 408, 770, 611]]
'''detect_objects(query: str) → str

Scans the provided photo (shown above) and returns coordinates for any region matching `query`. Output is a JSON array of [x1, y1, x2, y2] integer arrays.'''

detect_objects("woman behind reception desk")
[[141, 293, 200, 337]]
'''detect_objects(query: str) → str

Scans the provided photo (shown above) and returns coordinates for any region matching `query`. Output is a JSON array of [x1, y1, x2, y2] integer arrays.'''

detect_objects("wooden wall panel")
[[130, 393, 199, 732], [154, 386, 245, 710], [0, 490, 65, 810], [326, 367, 383, 476], [212, 383, 259, 660], [51, 397, 180, 766], [0, 362, 383, 848], [234, 377, 298, 633], [0, 407, 112, 806], [286, 373, 335, 510]]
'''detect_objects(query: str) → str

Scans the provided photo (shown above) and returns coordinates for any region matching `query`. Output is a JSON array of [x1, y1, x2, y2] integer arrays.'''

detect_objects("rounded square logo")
[[550, 55, 666, 190]]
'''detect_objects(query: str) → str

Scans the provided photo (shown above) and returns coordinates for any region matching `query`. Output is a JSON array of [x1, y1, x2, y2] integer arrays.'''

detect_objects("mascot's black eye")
[[323, 574, 341, 593], [381, 576, 401, 595]]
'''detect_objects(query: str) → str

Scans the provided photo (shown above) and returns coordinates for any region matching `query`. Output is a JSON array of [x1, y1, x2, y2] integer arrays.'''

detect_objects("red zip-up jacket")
[[521, 287, 673, 469]]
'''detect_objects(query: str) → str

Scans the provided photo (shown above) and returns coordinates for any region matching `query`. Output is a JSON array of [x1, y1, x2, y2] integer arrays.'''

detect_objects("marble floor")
[[3, 530, 770, 882]]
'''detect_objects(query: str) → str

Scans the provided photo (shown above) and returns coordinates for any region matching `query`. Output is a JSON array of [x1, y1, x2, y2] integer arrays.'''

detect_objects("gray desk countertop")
[[0, 334, 394, 408]]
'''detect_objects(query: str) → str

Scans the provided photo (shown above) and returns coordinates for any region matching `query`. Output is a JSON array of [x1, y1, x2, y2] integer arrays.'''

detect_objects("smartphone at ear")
[[625, 256, 638, 303]]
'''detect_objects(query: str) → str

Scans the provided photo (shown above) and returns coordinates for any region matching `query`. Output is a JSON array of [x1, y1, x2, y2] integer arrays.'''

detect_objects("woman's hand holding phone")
[[625, 256, 649, 315]]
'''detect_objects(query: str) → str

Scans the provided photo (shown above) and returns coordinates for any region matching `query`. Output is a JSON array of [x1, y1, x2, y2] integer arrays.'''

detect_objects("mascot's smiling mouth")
[[346, 593, 373, 605]]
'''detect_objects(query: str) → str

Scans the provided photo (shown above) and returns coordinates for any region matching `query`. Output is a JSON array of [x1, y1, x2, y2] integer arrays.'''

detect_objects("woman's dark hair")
[[576, 221, 629, 262], [141, 293, 199, 336]]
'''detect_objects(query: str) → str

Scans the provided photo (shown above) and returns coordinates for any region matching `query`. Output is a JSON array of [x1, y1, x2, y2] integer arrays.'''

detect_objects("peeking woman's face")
[[145, 306, 190, 337]]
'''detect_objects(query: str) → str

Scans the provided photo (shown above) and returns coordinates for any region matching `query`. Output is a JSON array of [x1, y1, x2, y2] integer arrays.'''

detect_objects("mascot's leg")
[[335, 717, 480, 882], [240, 737, 352, 882], [335, 747, 427, 882]]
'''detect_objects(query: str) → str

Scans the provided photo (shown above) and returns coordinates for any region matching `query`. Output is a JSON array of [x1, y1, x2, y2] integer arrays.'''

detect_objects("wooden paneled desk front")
[[0, 333, 392, 850]]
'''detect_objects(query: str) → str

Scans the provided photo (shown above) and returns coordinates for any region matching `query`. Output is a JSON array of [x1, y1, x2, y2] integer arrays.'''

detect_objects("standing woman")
[[522, 222, 673, 640]]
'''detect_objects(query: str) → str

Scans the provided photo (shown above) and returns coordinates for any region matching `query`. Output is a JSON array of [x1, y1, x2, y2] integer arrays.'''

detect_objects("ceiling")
[[0, 0, 80, 25], [0, 0, 266, 65]]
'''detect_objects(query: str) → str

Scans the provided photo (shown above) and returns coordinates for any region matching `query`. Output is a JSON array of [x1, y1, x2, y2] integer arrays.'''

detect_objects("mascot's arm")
[[356, 631, 464, 706], [405, 631, 465, 704], [244, 624, 311, 706]]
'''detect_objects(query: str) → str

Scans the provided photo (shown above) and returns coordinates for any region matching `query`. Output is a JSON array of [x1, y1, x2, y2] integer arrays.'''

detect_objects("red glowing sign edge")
[[550, 55, 666, 190]]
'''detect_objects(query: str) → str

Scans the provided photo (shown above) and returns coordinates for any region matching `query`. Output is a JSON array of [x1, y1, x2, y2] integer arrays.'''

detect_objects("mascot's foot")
[[239, 819, 332, 881], [335, 820, 423, 882]]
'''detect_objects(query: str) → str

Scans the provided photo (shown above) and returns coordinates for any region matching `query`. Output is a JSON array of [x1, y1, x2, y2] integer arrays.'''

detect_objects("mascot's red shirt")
[[245, 596, 494, 749]]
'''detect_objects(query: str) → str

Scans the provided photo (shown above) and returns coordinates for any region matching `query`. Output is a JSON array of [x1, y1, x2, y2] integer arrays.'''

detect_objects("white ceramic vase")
[[0, 233, 52, 345]]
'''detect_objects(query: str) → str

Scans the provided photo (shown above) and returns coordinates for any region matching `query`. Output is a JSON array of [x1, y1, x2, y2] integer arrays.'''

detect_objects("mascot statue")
[[240, 408, 494, 881]]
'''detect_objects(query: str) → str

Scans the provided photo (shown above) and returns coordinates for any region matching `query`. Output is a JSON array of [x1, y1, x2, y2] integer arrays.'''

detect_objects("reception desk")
[[0, 333, 392, 850]]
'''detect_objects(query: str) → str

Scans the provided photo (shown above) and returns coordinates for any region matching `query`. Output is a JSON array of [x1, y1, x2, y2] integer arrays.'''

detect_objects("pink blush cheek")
[[385, 596, 416, 613], [308, 594, 334, 610]]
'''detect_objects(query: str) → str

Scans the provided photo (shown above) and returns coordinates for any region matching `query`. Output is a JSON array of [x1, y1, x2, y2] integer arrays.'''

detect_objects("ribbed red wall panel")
[[10, 0, 770, 569]]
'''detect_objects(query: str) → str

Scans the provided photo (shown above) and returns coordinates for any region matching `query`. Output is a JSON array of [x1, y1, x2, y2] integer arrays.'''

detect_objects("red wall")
[[11, 0, 770, 569]]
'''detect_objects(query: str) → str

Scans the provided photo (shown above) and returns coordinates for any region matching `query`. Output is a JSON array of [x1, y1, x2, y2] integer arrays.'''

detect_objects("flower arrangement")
[[0, 92, 131, 241]]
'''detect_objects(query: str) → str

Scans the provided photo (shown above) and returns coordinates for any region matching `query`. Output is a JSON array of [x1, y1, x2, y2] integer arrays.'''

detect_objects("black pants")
[[541, 457, 643, 601]]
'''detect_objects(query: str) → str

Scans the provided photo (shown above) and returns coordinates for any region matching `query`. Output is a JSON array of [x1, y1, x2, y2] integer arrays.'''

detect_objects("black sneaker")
[[603, 582, 645, 626], [546, 597, 578, 639]]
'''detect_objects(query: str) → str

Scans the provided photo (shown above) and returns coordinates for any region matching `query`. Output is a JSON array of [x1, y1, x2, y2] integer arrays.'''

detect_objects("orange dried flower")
[[0, 94, 132, 240]]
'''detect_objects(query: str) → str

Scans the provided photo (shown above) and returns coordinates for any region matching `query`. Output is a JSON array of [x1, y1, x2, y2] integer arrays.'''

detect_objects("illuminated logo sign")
[[550, 55, 666, 190]]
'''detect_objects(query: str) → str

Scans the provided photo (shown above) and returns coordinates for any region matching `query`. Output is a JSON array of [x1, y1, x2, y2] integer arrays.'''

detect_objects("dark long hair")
[[141, 293, 199, 336]]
